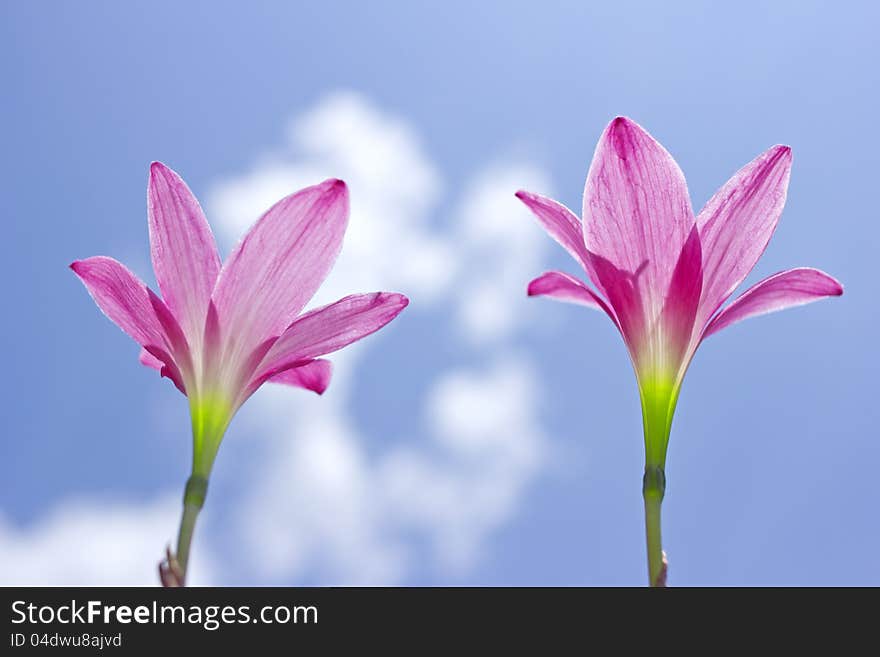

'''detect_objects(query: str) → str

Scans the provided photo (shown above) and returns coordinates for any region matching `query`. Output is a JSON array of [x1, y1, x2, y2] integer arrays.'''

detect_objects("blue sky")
[[1, 1, 877, 585]]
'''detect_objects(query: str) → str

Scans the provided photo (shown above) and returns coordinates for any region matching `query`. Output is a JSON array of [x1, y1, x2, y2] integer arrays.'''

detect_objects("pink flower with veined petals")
[[518, 117, 842, 586], [71, 163, 407, 583]]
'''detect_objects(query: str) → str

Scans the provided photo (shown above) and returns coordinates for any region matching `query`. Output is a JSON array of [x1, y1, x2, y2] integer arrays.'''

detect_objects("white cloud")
[[205, 92, 554, 584], [231, 353, 543, 583], [0, 495, 215, 586], [208, 91, 453, 308], [451, 165, 553, 343], [235, 398, 410, 584], [385, 356, 544, 573]]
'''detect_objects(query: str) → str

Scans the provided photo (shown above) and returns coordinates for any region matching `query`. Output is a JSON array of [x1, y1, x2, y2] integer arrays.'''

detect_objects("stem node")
[[643, 465, 666, 587], [159, 475, 209, 587]]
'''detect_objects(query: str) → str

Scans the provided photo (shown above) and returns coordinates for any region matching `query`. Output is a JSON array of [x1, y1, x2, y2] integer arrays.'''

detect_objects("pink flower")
[[518, 117, 842, 585], [72, 163, 407, 583]]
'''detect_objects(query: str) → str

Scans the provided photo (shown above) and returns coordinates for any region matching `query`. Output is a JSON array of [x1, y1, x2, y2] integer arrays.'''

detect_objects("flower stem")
[[643, 465, 666, 587], [175, 503, 200, 578], [174, 475, 208, 584]]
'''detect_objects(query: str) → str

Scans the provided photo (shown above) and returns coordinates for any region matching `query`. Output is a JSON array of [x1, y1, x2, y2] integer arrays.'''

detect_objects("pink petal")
[[656, 226, 703, 369], [515, 190, 619, 306], [696, 145, 792, 327], [71, 257, 183, 353], [139, 348, 164, 370], [704, 268, 843, 338], [527, 271, 617, 323], [268, 359, 333, 395], [515, 191, 592, 271], [582, 117, 695, 328], [210, 179, 349, 364], [255, 292, 409, 382], [148, 162, 221, 345], [138, 347, 188, 394], [71, 256, 189, 392]]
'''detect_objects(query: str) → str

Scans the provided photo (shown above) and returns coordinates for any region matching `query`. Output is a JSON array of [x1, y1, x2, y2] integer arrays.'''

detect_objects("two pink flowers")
[[72, 117, 842, 586]]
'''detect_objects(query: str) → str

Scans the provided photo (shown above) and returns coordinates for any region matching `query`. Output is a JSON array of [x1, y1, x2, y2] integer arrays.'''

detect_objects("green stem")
[[643, 465, 666, 587], [175, 474, 208, 583]]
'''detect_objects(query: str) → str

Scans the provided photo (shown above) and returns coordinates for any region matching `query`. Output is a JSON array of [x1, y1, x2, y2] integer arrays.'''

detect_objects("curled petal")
[[139, 348, 186, 394], [211, 178, 349, 366], [696, 145, 792, 326], [269, 359, 333, 395], [139, 348, 164, 370], [703, 267, 843, 338], [148, 162, 221, 346], [527, 271, 617, 324]]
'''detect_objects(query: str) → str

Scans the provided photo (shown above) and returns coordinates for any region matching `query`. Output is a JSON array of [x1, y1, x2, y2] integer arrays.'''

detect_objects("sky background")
[[1, 1, 877, 586]]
